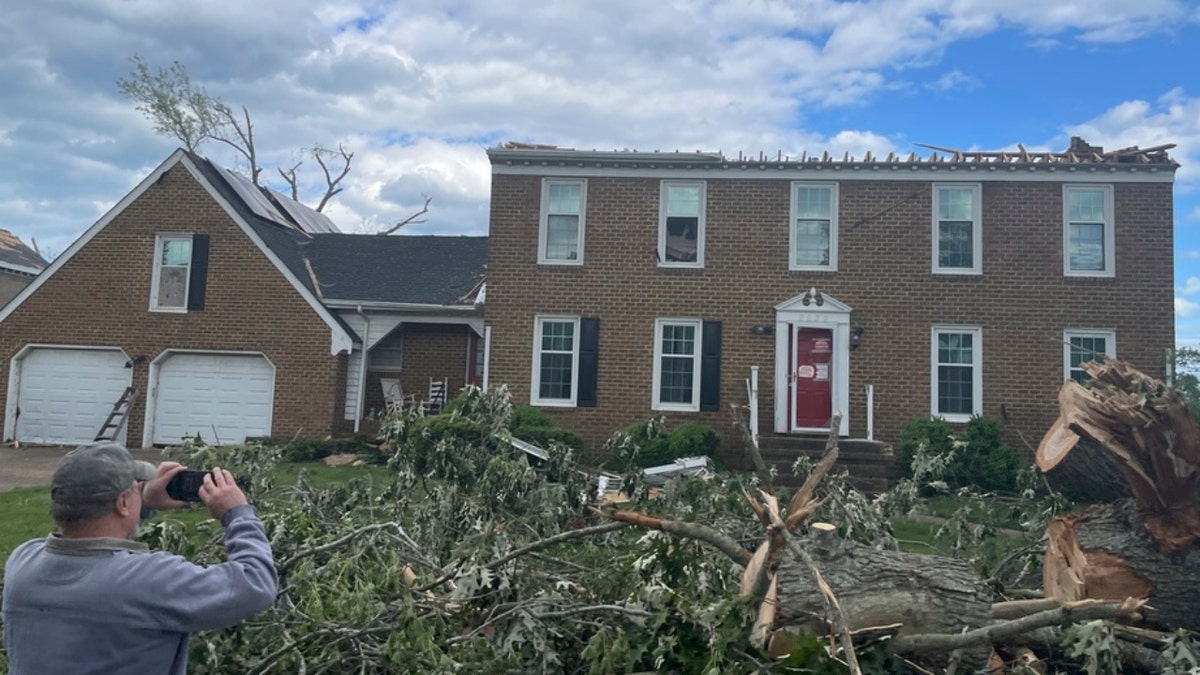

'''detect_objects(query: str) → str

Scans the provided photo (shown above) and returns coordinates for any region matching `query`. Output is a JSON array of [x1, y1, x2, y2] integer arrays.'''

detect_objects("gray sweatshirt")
[[2, 504, 277, 675]]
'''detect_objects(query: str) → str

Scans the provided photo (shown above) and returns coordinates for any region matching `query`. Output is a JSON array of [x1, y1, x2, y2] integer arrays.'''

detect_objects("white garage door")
[[152, 353, 274, 446], [14, 347, 131, 445]]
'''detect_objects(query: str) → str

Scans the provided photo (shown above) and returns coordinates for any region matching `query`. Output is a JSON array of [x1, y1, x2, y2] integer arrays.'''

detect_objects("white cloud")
[[1181, 277, 1200, 296], [926, 69, 981, 92], [1178, 296, 1200, 318], [0, 0, 1196, 253]]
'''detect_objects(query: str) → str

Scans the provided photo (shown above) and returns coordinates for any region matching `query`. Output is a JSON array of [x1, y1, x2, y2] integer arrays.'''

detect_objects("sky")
[[2, 0, 1200, 345]]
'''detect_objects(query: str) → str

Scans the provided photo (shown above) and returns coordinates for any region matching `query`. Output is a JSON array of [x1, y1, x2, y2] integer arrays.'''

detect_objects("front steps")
[[753, 435, 898, 493]]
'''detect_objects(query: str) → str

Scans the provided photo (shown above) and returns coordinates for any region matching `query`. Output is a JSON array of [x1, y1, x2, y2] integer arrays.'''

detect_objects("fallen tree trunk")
[[1038, 423, 1130, 503], [774, 525, 993, 665], [1046, 500, 1200, 632], [1038, 359, 1200, 633]]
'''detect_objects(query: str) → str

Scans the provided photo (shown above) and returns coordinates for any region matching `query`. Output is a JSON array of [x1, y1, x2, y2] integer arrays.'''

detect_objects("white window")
[[531, 316, 579, 406], [150, 234, 192, 312], [933, 184, 982, 274], [539, 180, 586, 264], [659, 181, 705, 267], [1064, 185, 1114, 277], [930, 325, 982, 423], [1064, 329, 1115, 383], [790, 183, 837, 270], [653, 318, 702, 411]]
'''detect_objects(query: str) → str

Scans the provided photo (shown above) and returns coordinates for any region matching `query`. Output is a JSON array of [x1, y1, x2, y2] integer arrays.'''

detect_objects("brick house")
[[483, 138, 1177, 470], [0, 149, 485, 447]]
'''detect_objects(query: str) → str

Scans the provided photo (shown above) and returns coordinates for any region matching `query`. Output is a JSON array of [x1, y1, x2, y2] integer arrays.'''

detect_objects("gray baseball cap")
[[50, 443, 157, 523]]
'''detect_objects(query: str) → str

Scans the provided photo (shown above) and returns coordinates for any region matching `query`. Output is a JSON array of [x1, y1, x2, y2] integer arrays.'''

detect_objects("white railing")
[[866, 384, 875, 441], [746, 366, 759, 447]]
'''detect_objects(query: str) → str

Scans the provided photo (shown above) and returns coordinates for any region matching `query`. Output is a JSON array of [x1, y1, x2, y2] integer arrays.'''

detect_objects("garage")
[[10, 347, 132, 445], [150, 352, 274, 446]]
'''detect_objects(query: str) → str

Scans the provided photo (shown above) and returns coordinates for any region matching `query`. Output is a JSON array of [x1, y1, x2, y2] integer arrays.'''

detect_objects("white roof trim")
[[323, 299, 481, 312], [0, 150, 189, 325], [0, 261, 44, 276], [176, 155, 353, 355]]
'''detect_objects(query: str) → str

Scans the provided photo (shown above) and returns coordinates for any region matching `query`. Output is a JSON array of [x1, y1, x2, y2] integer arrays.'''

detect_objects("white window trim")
[[1063, 184, 1115, 278], [652, 317, 702, 412], [929, 324, 982, 423], [789, 182, 838, 271], [530, 315, 580, 407], [149, 233, 193, 313], [538, 179, 586, 266], [932, 183, 982, 275], [658, 180, 705, 268], [1063, 329, 1116, 381]]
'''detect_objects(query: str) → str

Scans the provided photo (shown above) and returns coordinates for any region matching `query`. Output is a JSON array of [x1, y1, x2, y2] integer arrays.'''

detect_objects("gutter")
[[322, 299, 481, 312]]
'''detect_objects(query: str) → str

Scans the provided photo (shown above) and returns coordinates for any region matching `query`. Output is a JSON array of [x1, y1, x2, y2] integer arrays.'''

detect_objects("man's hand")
[[200, 467, 249, 521], [141, 461, 189, 510]]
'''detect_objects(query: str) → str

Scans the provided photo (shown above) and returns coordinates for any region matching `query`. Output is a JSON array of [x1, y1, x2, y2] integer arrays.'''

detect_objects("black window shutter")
[[700, 320, 722, 411], [187, 234, 210, 311], [577, 317, 599, 408]]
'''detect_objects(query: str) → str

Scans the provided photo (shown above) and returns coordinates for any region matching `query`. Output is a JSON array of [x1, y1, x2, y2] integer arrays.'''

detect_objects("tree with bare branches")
[[117, 56, 352, 214]]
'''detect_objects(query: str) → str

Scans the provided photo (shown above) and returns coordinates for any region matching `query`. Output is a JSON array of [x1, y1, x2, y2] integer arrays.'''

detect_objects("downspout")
[[354, 304, 370, 433], [482, 325, 492, 390]]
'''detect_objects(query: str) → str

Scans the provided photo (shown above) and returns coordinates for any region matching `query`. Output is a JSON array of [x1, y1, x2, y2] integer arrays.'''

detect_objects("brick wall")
[[0, 163, 348, 446], [486, 173, 1175, 463], [361, 323, 472, 415]]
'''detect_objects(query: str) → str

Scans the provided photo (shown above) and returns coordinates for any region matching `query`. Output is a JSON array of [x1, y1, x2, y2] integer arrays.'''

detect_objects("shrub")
[[899, 416, 1025, 493], [615, 419, 721, 469], [507, 405, 584, 451]]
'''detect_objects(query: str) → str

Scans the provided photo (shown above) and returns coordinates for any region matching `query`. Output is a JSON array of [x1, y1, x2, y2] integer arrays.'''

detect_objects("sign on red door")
[[792, 327, 832, 428]]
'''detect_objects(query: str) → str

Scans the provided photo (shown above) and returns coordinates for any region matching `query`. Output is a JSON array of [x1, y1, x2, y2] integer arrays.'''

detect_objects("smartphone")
[[166, 470, 209, 502]]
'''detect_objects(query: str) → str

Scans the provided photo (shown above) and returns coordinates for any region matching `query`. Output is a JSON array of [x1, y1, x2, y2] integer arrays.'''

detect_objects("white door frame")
[[773, 290, 851, 435]]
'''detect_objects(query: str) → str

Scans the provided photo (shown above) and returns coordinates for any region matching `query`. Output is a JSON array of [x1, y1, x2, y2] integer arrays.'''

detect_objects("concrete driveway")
[[0, 445, 165, 492]]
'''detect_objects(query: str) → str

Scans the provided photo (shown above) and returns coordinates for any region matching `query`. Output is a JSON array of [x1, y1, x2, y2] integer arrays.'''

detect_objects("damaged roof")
[[187, 152, 486, 308], [0, 230, 49, 275], [489, 136, 1179, 171]]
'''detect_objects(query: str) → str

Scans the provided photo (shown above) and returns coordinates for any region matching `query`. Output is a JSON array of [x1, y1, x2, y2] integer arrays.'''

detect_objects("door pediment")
[[775, 288, 852, 315]]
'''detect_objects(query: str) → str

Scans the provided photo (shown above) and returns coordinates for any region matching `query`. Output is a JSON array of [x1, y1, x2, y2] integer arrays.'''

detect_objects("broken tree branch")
[[596, 507, 752, 566], [890, 598, 1144, 655]]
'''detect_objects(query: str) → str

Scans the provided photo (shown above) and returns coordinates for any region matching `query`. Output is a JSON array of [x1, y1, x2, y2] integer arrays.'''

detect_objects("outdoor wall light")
[[850, 327, 865, 351], [751, 324, 775, 336]]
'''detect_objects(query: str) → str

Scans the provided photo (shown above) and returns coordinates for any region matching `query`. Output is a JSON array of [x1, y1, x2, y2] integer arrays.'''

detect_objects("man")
[[1, 443, 277, 674]]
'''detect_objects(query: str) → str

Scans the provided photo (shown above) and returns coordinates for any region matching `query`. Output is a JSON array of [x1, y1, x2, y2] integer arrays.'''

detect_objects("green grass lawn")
[[0, 462, 391, 565]]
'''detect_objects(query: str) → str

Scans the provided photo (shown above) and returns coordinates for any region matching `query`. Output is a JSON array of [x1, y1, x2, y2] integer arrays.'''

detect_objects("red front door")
[[793, 327, 832, 428]]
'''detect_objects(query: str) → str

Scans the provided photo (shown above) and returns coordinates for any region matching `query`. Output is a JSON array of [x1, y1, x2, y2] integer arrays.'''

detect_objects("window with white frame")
[[791, 183, 837, 270], [539, 180, 586, 264], [1064, 329, 1115, 383], [931, 326, 982, 422], [532, 316, 579, 405], [1064, 185, 1114, 276], [151, 235, 192, 311], [653, 318, 701, 411], [933, 184, 981, 274], [659, 181, 705, 266]]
